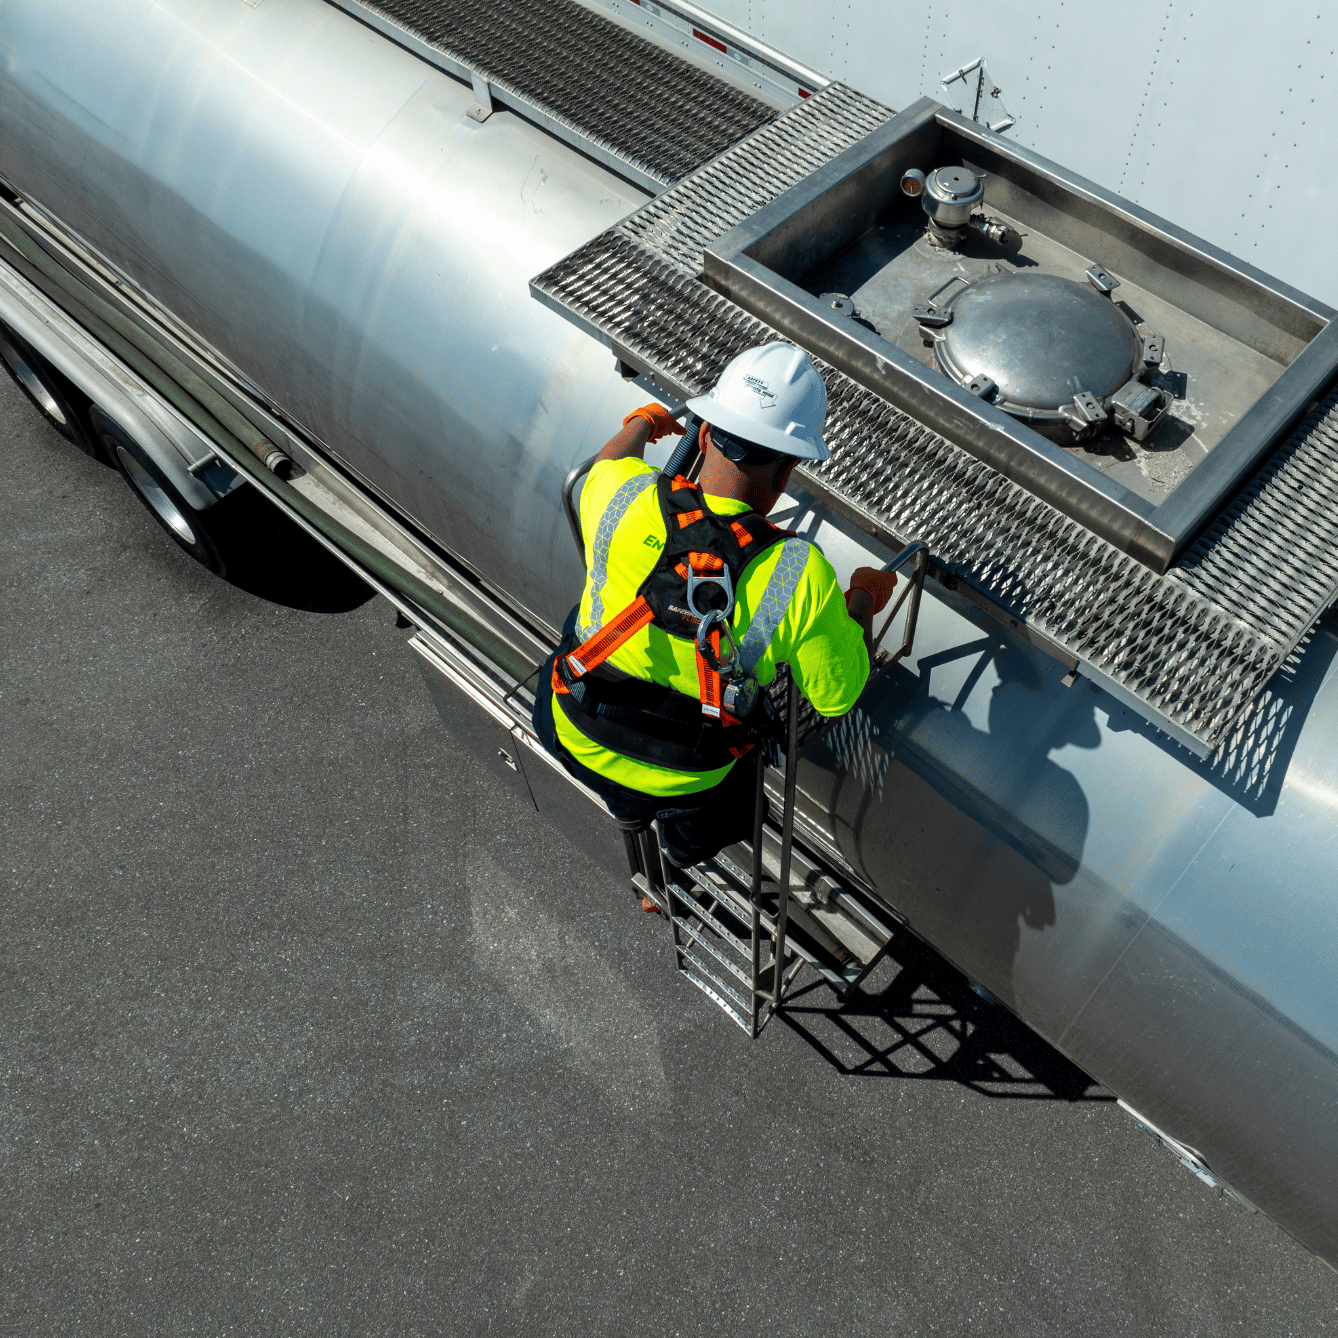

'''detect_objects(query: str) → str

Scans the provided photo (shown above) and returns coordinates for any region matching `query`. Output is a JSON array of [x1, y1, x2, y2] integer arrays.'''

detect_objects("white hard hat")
[[686, 342, 830, 462]]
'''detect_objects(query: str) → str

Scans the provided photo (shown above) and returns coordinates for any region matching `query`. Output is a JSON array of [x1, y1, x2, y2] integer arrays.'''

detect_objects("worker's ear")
[[700, 423, 714, 456]]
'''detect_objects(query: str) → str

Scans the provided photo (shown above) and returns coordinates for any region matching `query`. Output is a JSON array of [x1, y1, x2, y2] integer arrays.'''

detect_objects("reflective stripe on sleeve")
[[739, 538, 812, 672], [582, 471, 657, 636]]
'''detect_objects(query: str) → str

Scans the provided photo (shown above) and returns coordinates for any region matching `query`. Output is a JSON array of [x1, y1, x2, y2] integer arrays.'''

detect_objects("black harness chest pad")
[[638, 474, 789, 642]]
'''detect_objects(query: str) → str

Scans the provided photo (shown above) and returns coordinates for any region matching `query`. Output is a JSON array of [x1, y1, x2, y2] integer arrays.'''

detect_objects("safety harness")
[[553, 472, 798, 773]]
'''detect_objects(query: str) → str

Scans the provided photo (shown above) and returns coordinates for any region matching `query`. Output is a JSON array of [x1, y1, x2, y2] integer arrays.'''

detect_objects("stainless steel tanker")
[[2, 0, 1337, 1269]]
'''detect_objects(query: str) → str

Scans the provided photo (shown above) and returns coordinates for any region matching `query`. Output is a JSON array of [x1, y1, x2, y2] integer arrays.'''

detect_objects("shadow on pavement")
[[777, 925, 1112, 1102], [227, 493, 376, 614]]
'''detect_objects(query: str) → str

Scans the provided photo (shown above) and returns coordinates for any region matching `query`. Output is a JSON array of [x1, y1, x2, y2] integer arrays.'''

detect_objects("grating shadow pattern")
[[533, 84, 1338, 752], [332, 0, 775, 184]]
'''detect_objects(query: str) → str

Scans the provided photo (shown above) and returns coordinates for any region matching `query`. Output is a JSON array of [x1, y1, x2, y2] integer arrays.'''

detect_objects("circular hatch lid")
[[934, 271, 1142, 414]]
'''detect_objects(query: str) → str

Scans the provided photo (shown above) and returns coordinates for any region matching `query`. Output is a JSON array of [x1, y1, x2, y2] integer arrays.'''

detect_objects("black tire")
[[92, 405, 250, 576], [90, 405, 371, 610], [0, 322, 106, 462]]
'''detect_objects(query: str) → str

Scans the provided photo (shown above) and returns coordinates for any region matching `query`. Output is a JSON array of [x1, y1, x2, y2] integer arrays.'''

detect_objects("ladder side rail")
[[767, 670, 801, 1007], [869, 539, 930, 674], [561, 453, 599, 569], [749, 746, 766, 1037]]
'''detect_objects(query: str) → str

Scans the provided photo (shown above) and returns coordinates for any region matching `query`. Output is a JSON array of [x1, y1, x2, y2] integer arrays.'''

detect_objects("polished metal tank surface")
[[0, 0, 648, 626], [796, 506, 1338, 1257], [3, 0, 1338, 1265]]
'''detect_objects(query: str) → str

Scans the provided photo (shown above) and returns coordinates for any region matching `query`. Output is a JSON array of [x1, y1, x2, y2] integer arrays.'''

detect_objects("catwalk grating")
[[533, 84, 1338, 755], [323, 0, 775, 186]]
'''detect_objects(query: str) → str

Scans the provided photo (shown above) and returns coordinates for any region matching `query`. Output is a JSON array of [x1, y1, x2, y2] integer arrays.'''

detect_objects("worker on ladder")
[[534, 342, 896, 874]]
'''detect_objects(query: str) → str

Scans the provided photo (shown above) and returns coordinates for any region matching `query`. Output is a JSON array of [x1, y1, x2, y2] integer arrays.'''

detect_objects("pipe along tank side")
[[2, 0, 1336, 1266]]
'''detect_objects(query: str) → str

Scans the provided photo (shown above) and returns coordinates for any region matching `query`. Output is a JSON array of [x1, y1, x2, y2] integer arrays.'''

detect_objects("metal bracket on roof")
[[467, 72, 495, 123], [940, 57, 1016, 133]]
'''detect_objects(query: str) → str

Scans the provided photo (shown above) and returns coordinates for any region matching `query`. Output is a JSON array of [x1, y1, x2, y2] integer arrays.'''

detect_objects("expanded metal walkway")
[[323, 0, 1338, 756], [323, 0, 775, 188], [532, 85, 1338, 756]]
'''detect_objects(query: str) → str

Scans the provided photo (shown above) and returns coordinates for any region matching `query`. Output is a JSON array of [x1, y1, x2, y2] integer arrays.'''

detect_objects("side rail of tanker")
[[0, 182, 644, 879], [0, 172, 914, 901]]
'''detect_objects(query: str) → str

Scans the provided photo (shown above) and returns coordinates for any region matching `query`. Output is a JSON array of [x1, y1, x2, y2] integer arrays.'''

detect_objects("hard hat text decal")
[[743, 375, 776, 406]]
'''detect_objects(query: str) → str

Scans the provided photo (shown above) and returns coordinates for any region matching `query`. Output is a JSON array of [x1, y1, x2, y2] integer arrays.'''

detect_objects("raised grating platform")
[[322, 0, 775, 188], [533, 84, 1338, 756]]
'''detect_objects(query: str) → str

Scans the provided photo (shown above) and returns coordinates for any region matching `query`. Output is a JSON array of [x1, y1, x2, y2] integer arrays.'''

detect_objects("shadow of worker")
[[810, 632, 1099, 1010]]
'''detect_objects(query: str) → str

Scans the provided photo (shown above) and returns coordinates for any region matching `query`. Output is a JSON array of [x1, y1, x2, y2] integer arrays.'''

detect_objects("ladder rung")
[[713, 848, 765, 895], [671, 913, 756, 986], [686, 862, 755, 917], [641, 808, 884, 1033], [677, 861, 855, 991], [708, 855, 862, 990], [678, 967, 757, 1033], [677, 943, 751, 1012], [715, 849, 893, 988], [668, 886, 754, 958]]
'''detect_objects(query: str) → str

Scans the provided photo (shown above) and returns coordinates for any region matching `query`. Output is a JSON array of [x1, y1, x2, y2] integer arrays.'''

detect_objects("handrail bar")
[[561, 452, 600, 568], [867, 540, 930, 690]]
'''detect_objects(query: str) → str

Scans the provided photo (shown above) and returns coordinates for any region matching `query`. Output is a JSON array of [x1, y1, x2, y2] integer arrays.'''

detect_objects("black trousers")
[[532, 612, 757, 868]]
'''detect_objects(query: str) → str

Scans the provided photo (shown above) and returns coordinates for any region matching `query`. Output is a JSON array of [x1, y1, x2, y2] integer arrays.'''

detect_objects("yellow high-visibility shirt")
[[553, 457, 870, 796]]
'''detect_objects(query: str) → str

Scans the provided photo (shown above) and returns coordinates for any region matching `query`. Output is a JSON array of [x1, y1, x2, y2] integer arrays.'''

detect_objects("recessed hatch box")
[[703, 97, 1338, 571]]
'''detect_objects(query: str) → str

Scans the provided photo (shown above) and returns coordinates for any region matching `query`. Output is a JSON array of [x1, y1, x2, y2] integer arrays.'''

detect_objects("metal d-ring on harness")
[[688, 563, 736, 666]]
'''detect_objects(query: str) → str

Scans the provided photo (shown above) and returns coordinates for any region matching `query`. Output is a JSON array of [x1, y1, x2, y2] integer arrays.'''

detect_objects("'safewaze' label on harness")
[[553, 473, 803, 773]]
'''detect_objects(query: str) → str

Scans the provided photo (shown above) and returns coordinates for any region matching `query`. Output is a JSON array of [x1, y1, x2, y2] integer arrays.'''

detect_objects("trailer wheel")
[[0, 323, 105, 462], [92, 405, 244, 576]]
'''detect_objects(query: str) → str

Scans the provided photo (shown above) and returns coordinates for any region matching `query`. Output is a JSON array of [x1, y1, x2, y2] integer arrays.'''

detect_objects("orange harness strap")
[[674, 551, 725, 580], [556, 476, 772, 749], [553, 596, 655, 695], [695, 626, 723, 720], [698, 632, 751, 757]]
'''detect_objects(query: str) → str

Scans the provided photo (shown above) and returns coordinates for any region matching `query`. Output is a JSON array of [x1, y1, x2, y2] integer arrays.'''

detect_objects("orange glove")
[[624, 402, 686, 443], [846, 566, 898, 614]]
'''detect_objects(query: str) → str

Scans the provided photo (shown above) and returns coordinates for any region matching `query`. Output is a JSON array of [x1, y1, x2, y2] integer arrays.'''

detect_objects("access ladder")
[[628, 540, 930, 1036], [563, 433, 929, 1037]]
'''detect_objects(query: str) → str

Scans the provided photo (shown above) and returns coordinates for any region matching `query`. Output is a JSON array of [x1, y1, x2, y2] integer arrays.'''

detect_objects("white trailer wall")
[[687, 1, 1338, 307]]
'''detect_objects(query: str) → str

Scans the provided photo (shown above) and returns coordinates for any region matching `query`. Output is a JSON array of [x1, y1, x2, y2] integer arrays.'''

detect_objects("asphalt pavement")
[[4, 373, 1337, 1336]]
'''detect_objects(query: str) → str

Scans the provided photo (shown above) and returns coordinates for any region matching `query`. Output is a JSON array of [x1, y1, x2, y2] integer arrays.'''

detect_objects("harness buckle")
[[696, 608, 742, 675], [722, 675, 759, 717], [698, 611, 764, 724]]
